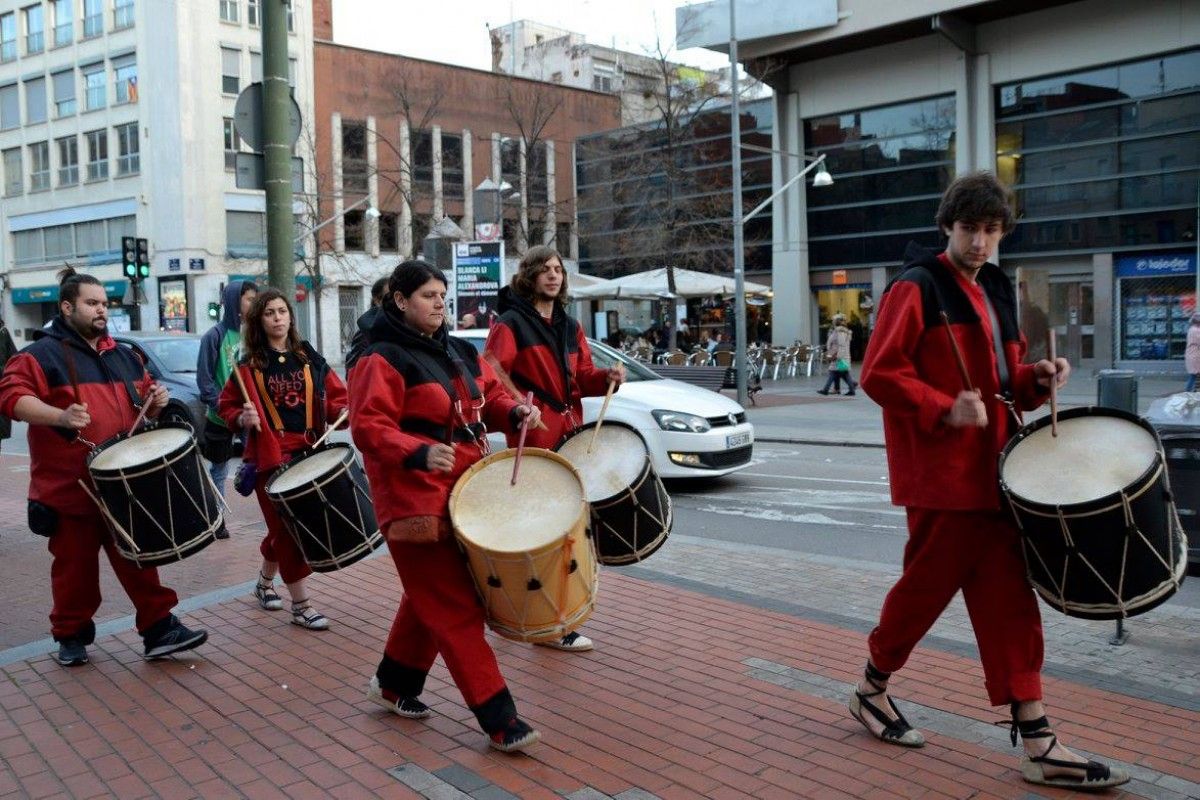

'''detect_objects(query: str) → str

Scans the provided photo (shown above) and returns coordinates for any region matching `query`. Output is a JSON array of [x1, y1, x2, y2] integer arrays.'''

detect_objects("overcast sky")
[[331, 0, 730, 72]]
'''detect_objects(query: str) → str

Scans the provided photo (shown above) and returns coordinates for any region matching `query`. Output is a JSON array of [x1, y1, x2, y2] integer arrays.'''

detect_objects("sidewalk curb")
[[757, 436, 885, 448]]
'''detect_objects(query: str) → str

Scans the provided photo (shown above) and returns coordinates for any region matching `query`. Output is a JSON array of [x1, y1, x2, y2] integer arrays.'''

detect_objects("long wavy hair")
[[511, 245, 569, 307], [241, 288, 306, 369]]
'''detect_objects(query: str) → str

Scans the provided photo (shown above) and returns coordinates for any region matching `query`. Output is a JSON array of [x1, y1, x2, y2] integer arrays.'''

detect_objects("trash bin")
[[1143, 393, 1200, 572], [1097, 369, 1138, 413]]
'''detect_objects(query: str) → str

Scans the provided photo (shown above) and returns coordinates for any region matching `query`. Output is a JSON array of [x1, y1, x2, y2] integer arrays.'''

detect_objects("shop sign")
[[451, 241, 504, 329], [1116, 254, 1195, 278]]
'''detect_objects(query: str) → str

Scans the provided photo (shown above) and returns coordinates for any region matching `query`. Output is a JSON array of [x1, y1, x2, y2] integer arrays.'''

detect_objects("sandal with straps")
[[848, 662, 925, 748], [290, 600, 329, 631], [254, 574, 283, 611], [1003, 706, 1129, 791]]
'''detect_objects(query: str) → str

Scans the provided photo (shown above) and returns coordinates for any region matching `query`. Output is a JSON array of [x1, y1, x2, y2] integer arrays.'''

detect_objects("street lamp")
[[296, 195, 380, 244]]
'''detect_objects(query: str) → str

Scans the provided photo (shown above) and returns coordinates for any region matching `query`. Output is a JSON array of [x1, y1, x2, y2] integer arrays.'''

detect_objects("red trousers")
[[383, 537, 507, 708], [253, 472, 313, 585], [868, 508, 1044, 706], [48, 513, 178, 640]]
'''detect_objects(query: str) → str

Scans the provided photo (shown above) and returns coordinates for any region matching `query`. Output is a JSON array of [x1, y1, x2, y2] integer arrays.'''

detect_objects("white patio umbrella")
[[570, 267, 770, 300]]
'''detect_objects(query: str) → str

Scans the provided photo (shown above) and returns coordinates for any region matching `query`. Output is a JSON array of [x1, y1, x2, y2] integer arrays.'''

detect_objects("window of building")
[[3, 147, 22, 196], [14, 230, 41, 263], [412, 215, 430, 252], [113, 55, 136, 104], [107, 215, 135, 251], [247, 0, 259, 27], [341, 119, 368, 192], [28, 140, 49, 191], [113, 0, 134, 30], [57, 135, 78, 185], [52, 0, 71, 46], [527, 141, 547, 204], [115, 122, 138, 175], [23, 4, 43, 54], [412, 130, 433, 187], [556, 222, 571, 256], [25, 76, 46, 124], [221, 47, 240, 95], [593, 61, 615, 92], [378, 212, 398, 252], [85, 128, 108, 181], [226, 210, 266, 256], [0, 83, 18, 129], [75, 218, 106, 255], [343, 209, 364, 251], [500, 136, 521, 195], [250, 51, 261, 82], [83, 64, 105, 109], [0, 13, 15, 62], [288, 57, 297, 88], [220, 0, 239, 24], [223, 118, 239, 170], [286, 0, 294, 33], [442, 133, 464, 199], [82, 0, 102, 38], [44, 224, 74, 259], [52, 69, 75, 116]]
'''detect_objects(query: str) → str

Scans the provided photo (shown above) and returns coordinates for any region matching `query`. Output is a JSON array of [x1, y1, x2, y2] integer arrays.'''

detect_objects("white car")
[[452, 329, 754, 478]]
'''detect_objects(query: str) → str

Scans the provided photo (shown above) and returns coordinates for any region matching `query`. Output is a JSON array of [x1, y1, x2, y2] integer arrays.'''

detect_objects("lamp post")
[[729, 2, 833, 405], [294, 196, 379, 352]]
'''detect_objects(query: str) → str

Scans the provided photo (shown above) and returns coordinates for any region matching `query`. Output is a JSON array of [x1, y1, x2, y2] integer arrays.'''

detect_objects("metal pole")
[[729, 0, 748, 407], [263, 0, 294, 292]]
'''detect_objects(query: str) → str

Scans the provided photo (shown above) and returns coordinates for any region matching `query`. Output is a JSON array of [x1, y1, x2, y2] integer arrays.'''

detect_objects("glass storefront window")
[[1116, 254, 1197, 361]]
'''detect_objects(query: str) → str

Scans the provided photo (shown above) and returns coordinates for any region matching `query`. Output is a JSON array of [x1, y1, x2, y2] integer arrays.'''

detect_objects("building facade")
[[0, 0, 315, 342], [687, 0, 1198, 371]]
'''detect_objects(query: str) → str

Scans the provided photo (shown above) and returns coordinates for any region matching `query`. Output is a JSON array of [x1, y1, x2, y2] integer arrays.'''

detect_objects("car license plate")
[[726, 432, 751, 448]]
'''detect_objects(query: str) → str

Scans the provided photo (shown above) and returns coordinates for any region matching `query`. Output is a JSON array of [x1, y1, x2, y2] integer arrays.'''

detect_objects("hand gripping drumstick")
[[311, 408, 349, 450], [939, 311, 974, 392], [482, 351, 549, 431], [127, 390, 154, 437], [1048, 329, 1059, 438], [511, 391, 534, 486], [587, 379, 617, 454]]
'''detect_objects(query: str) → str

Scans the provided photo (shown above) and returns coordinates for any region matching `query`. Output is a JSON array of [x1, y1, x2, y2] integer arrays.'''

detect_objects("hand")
[[148, 383, 169, 410], [1035, 357, 1070, 390], [944, 390, 987, 428], [607, 364, 627, 386], [515, 403, 542, 430], [426, 443, 456, 473], [58, 403, 90, 430], [238, 402, 261, 432]]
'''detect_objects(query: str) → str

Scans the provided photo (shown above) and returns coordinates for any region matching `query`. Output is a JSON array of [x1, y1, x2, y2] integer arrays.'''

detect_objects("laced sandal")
[[254, 574, 283, 611], [290, 600, 329, 631], [848, 662, 925, 748], [1002, 706, 1129, 791]]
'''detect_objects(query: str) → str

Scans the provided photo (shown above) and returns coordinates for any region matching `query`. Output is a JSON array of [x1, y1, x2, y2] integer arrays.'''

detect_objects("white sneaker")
[[535, 631, 593, 651]]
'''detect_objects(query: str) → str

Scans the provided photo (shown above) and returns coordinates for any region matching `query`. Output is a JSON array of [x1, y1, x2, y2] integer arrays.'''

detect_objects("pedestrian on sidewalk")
[[817, 314, 857, 396], [0, 314, 16, 452], [850, 172, 1128, 791], [196, 280, 257, 537], [1185, 312, 1199, 392], [0, 268, 208, 666], [348, 260, 544, 753], [485, 245, 624, 653], [218, 288, 347, 632]]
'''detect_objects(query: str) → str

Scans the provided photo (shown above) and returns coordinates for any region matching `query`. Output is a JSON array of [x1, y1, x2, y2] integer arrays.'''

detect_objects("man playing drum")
[[0, 269, 208, 666], [484, 245, 624, 652], [851, 172, 1129, 790]]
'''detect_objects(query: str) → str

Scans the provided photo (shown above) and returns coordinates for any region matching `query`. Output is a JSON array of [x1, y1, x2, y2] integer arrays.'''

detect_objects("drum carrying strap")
[[982, 292, 1022, 431]]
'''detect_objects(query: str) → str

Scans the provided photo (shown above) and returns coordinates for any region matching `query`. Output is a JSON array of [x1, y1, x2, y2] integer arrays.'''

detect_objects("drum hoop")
[[87, 423, 194, 472], [89, 438, 199, 480], [299, 532, 384, 569], [1006, 460, 1164, 518], [1030, 552, 1186, 617], [483, 566, 598, 642], [114, 520, 221, 563], [587, 457, 654, 509], [593, 475, 673, 565], [267, 448, 355, 499]]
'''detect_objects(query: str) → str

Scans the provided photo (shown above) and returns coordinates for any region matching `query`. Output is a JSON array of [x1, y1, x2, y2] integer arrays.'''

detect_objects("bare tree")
[[497, 76, 568, 257]]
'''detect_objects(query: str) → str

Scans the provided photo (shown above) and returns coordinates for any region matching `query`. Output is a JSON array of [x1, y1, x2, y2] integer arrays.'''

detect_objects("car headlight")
[[652, 410, 711, 433]]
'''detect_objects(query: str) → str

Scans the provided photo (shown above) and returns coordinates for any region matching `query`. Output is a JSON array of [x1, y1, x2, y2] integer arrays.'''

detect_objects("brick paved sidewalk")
[[3, 558, 1196, 800]]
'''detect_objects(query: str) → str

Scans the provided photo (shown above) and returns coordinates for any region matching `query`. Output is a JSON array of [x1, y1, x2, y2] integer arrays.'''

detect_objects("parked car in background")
[[112, 332, 206, 431], [452, 330, 754, 478]]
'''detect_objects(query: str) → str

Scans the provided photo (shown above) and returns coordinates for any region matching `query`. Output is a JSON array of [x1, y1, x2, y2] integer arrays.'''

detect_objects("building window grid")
[[24, 77, 46, 124], [24, 4, 43, 54], [3, 146, 22, 196], [52, 0, 72, 46], [53, 70, 76, 117], [115, 123, 138, 175], [57, 135, 78, 185], [13, 215, 135, 266], [0, 13, 15, 62], [82, 0, 102, 38], [83, 66, 106, 109], [85, 129, 108, 181], [221, 47, 240, 95], [223, 118, 239, 170], [0, 83, 18, 129], [28, 141, 49, 191], [247, 0, 259, 27], [341, 120, 368, 192], [114, 58, 136, 104], [220, 0, 239, 24], [113, 0, 134, 30]]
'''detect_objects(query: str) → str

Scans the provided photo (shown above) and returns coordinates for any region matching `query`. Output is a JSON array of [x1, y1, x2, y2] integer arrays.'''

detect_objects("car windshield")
[[141, 337, 202, 373], [453, 332, 659, 382]]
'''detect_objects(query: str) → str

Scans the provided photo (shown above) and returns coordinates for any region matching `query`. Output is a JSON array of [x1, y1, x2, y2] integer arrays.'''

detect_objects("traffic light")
[[135, 238, 150, 280], [122, 236, 137, 281]]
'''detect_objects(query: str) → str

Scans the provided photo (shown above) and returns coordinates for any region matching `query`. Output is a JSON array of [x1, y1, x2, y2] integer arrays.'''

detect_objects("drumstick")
[[311, 408, 349, 450], [587, 379, 617, 454], [511, 391, 534, 486], [939, 311, 974, 392], [77, 479, 139, 552], [1048, 329, 1059, 438], [482, 352, 549, 431], [60, 340, 82, 405], [230, 363, 252, 405], [127, 390, 154, 437]]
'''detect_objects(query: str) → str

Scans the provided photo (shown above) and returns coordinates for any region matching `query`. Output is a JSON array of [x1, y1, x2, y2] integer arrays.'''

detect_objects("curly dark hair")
[[511, 245, 569, 307], [935, 171, 1016, 234], [241, 288, 306, 370], [57, 266, 103, 305]]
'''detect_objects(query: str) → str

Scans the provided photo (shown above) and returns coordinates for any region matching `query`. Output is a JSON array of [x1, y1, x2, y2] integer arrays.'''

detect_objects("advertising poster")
[[452, 241, 504, 329], [159, 278, 189, 332]]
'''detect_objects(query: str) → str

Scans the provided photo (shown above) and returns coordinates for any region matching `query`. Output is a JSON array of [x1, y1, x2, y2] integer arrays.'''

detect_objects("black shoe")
[[143, 616, 208, 660], [488, 717, 541, 752], [56, 639, 89, 667], [214, 524, 230, 540], [817, 389, 831, 395], [846, 390, 856, 396]]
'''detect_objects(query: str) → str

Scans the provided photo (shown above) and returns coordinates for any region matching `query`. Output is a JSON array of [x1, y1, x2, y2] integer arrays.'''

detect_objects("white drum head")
[[269, 448, 347, 493], [557, 425, 648, 501], [1002, 415, 1158, 505], [91, 428, 192, 470], [454, 453, 584, 553]]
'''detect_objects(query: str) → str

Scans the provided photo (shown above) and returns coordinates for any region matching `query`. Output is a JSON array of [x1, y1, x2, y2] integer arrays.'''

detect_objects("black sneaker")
[[56, 639, 88, 667], [143, 616, 208, 660], [488, 717, 541, 753]]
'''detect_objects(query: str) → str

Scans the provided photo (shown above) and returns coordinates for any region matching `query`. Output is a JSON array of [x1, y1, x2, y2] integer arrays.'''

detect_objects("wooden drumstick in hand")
[[482, 352, 549, 431], [1048, 330, 1059, 438], [311, 408, 350, 450], [511, 392, 534, 486], [939, 311, 974, 392], [587, 379, 617, 454]]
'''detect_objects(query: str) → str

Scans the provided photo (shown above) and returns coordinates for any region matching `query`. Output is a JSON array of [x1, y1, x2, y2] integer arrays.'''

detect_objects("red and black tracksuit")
[[0, 318, 177, 643], [861, 245, 1051, 705], [217, 343, 347, 585], [348, 304, 526, 735], [484, 286, 612, 449]]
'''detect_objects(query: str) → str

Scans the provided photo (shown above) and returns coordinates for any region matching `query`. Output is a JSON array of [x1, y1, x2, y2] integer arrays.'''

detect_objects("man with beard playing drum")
[[850, 172, 1128, 791], [484, 245, 624, 652], [348, 260, 544, 753]]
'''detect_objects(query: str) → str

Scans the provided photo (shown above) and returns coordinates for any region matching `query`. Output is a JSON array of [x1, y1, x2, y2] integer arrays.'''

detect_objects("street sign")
[[168, 258, 181, 272], [233, 82, 302, 152], [189, 257, 206, 271], [235, 152, 305, 192]]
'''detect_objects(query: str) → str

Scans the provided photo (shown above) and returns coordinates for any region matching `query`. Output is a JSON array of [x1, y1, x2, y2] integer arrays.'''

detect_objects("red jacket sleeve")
[[323, 367, 348, 421], [347, 354, 429, 467], [574, 326, 611, 397], [860, 281, 956, 434], [478, 354, 521, 434], [483, 322, 518, 373], [0, 353, 50, 419], [217, 366, 247, 429]]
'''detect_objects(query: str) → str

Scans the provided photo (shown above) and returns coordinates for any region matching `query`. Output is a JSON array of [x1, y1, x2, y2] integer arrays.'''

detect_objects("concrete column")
[[771, 90, 810, 345], [972, 54, 994, 177], [518, 138, 528, 253], [432, 124, 443, 220], [399, 118, 412, 258], [543, 140, 556, 246], [1093, 252, 1114, 367], [461, 129, 474, 235], [491, 132, 501, 183], [569, 141, 579, 261], [954, 50, 975, 175], [367, 115, 379, 258], [331, 112, 344, 253]]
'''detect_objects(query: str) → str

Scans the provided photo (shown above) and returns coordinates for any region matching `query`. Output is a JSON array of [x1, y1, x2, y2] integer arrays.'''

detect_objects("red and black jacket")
[[0, 317, 155, 510], [347, 304, 521, 530], [484, 285, 610, 449], [217, 341, 348, 473], [861, 244, 1047, 511]]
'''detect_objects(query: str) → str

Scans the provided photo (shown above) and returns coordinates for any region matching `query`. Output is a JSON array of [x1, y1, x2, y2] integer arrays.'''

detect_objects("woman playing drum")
[[218, 288, 348, 631], [347, 260, 544, 753]]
